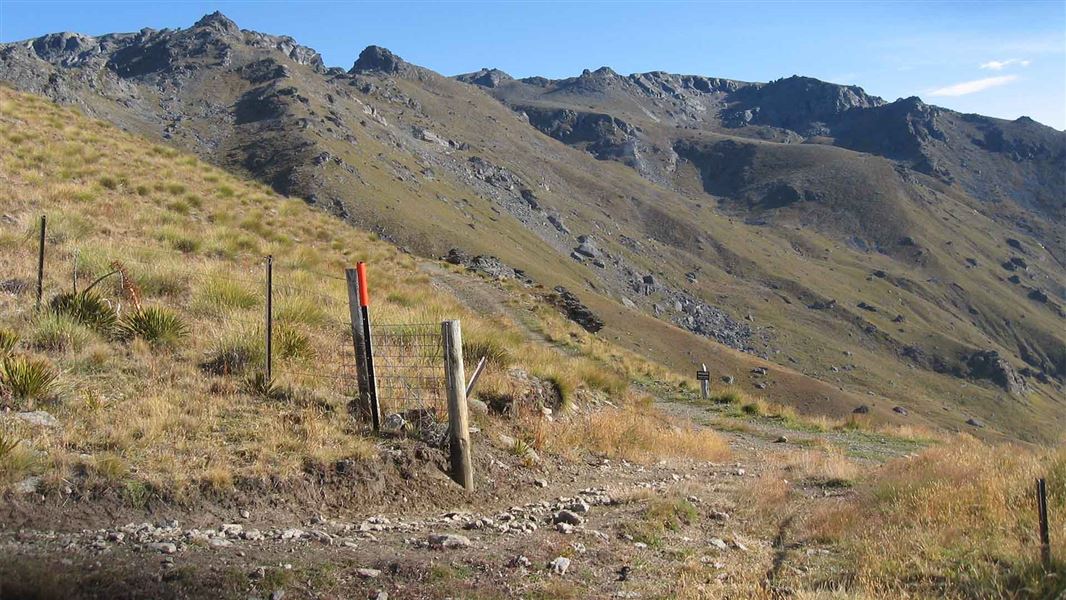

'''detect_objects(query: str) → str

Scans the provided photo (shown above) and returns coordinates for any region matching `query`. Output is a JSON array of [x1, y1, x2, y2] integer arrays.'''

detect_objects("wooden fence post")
[[1038, 477, 1051, 570], [264, 255, 273, 381], [466, 356, 487, 397], [700, 362, 709, 400], [443, 319, 473, 490], [35, 215, 46, 311]]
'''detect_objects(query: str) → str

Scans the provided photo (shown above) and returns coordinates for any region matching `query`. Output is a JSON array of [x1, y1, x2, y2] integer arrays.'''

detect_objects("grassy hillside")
[[1, 87, 1063, 600], [0, 87, 728, 496], [3, 17, 1061, 443]]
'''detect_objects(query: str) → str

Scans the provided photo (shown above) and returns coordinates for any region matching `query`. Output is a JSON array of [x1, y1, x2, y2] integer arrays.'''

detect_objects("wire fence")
[[2, 216, 454, 433], [372, 322, 447, 423]]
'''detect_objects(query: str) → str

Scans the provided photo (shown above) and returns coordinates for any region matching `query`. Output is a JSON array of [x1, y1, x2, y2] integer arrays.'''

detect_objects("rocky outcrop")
[[445, 249, 527, 282], [455, 68, 513, 88], [723, 75, 885, 133], [550, 287, 604, 333], [965, 350, 1026, 394], [518, 106, 636, 160], [350, 45, 408, 75]]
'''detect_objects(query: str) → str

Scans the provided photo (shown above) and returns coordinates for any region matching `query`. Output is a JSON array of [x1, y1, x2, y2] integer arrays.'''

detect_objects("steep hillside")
[[2, 87, 727, 497], [467, 68, 1065, 236], [2, 12, 1063, 443]]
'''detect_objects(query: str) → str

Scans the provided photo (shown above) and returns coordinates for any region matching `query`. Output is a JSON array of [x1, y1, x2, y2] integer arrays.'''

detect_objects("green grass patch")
[[117, 306, 188, 347], [0, 355, 59, 406]]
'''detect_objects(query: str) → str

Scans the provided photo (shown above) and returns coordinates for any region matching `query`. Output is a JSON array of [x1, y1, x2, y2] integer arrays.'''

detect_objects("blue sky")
[[2, 1, 1064, 128]]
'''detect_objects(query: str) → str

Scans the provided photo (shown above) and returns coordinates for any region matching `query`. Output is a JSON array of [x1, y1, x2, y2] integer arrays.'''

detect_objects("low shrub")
[[463, 338, 514, 368], [50, 291, 117, 334], [276, 326, 314, 360], [0, 355, 59, 405], [31, 313, 94, 352], [201, 333, 263, 375], [0, 328, 19, 356], [117, 306, 188, 347]]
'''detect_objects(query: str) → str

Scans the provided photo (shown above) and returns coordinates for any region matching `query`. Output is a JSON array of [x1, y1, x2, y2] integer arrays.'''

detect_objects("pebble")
[[552, 510, 583, 526], [356, 568, 382, 579], [310, 530, 333, 545], [149, 542, 177, 554], [549, 556, 571, 575], [428, 533, 471, 549], [568, 500, 591, 514]]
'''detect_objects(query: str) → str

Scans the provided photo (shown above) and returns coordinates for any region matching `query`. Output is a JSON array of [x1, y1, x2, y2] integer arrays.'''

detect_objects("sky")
[[1, 1, 1064, 129]]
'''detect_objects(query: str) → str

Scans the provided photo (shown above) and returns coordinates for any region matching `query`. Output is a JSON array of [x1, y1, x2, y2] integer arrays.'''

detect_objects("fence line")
[[8, 215, 474, 489]]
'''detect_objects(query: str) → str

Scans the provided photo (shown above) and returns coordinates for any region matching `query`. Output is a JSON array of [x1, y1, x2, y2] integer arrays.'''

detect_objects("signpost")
[[696, 363, 710, 400]]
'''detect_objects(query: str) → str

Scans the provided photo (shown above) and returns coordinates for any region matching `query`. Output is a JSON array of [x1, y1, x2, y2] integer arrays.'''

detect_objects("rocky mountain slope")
[[1, 12, 1063, 441], [462, 67, 1065, 234]]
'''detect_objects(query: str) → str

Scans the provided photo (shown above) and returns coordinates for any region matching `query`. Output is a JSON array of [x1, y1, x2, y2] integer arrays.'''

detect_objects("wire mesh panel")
[[372, 322, 447, 426], [267, 264, 360, 400]]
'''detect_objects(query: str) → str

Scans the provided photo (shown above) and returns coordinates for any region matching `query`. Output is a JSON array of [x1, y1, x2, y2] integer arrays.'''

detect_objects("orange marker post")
[[355, 262, 380, 430]]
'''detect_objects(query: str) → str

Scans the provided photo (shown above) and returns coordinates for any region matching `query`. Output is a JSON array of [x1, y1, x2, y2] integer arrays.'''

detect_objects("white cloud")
[[979, 58, 1032, 70], [929, 75, 1019, 97]]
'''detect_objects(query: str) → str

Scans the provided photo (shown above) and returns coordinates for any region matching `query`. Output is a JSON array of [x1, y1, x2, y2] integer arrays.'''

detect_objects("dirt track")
[[1, 420, 772, 600]]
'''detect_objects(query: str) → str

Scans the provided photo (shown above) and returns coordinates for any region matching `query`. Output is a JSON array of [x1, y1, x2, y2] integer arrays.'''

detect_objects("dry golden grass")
[[802, 436, 1066, 598], [772, 447, 861, 487], [523, 393, 731, 464], [0, 87, 732, 495]]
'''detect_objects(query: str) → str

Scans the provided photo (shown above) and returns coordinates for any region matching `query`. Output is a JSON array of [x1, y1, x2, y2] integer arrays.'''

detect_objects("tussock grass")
[[193, 275, 260, 313], [528, 395, 731, 464], [802, 437, 1066, 598], [620, 491, 700, 546], [30, 312, 96, 352], [463, 338, 514, 368], [201, 330, 264, 376], [774, 447, 859, 487], [0, 355, 59, 407], [0, 430, 39, 487], [117, 306, 187, 347], [275, 325, 314, 360], [0, 328, 19, 356]]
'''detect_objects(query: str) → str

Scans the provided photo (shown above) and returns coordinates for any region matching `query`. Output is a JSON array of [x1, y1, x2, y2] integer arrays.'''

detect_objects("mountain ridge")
[[2, 12, 1062, 442]]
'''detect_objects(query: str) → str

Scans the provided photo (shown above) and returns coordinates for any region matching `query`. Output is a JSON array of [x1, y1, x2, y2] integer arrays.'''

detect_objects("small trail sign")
[[697, 363, 710, 400]]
